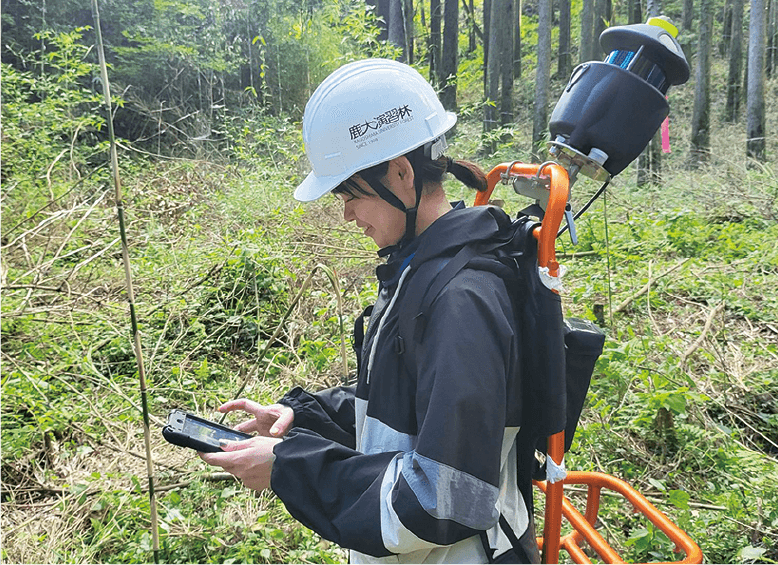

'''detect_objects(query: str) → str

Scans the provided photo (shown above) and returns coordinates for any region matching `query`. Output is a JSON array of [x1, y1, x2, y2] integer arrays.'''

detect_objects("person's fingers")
[[233, 419, 257, 433], [219, 398, 261, 414], [270, 406, 294, 436], [197, 450, 221, 465], [219, 438, 253, 451], [213, 400, 292, 436], [198, 439, 252, 466]]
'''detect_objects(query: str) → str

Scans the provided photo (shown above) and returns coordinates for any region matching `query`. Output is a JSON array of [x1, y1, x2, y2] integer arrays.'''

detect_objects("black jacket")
[[271, 205, 531, 563]]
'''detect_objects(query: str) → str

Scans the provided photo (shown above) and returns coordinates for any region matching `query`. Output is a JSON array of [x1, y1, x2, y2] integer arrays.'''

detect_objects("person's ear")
[[393, 156, 414, 185]]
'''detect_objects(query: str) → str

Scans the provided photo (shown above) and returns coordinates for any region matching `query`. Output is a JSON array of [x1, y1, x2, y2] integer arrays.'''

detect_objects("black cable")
[[557, 178, 611, 238]]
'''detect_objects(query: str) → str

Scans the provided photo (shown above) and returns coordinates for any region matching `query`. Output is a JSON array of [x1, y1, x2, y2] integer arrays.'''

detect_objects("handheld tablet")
[[162, 409, 252, 452]]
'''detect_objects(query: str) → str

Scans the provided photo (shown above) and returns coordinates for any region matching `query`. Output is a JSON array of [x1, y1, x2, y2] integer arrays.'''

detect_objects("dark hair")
[[332, 145, 488, 198]]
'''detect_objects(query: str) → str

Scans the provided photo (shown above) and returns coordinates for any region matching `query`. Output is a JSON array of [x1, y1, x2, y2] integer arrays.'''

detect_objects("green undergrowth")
[[3, 32, 778, 562], [4, 134, 777, 562]]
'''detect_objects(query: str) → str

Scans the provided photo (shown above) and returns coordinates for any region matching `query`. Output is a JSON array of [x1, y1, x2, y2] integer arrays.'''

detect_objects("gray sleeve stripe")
[[401, 451, 500, 530], [380, 454, 445, 554], [358, 413, 416, 454]]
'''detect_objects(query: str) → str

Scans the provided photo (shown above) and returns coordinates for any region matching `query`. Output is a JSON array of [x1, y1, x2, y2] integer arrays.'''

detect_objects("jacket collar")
[[375, 202, 511, 286]]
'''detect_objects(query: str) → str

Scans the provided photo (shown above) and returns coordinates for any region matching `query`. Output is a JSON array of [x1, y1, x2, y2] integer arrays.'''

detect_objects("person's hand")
[[218, 398, 294, 438], [199, 436, 282, 491]]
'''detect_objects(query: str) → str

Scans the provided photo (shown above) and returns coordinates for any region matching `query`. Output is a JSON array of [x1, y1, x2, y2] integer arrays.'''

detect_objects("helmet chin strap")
[[402, 155, 425, 245], [364, 160, 424, 249], [364, 137, 445, 249]]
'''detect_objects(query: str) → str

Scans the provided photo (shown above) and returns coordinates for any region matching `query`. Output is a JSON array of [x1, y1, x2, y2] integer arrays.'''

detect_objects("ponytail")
[[405, 146, 488, 194], [444, 157, 488, 192]]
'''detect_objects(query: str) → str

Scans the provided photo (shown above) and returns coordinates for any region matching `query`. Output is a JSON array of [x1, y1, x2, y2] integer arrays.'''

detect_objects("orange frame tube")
[[476, 163, 702, 565], [535, 472, 703, 564]]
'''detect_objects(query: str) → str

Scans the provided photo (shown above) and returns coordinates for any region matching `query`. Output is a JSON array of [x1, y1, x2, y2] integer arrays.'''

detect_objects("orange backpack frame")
[[475, 162, 703, 565]]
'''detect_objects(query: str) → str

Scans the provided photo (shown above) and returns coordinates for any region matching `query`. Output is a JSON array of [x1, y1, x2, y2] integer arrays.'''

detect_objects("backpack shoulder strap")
[[396, 216, 532, 360], [406, 243, 482, 344]]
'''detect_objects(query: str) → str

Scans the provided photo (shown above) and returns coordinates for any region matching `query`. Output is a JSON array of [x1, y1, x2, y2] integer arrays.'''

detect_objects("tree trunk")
[[483, 0, 491, 97], [767, 0, 778, 72], [440, 0, 459, 111], [484, 0, 507, 150], [500, 0, 514, 125], [721, 0, 733, 56], [628, 0, 643, 24], [746, 0, 767, 160], [468, 0, 477, 53], [430, 0, 442, 86], [485, 0, 501, 125], [593, 0, 610, 57], [580, 0, 595, 62], [690, 0, 713, 165], [514, 0, 522, 77], [404, 0, 415, 64], [682, 0, 694, 31], [533, 0, 552, 160], [388, 0, 407, 60], [367, 0, 391, 41], [724, 0, 744, 121], [558, 0, 572, 78], [767, 0, 777, 76], [638, 0, 662, 185], [40, 0, 47, 79]]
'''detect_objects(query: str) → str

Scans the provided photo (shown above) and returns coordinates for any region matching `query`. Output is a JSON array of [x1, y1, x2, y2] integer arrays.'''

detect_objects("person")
[[199, 58, 539, 564]]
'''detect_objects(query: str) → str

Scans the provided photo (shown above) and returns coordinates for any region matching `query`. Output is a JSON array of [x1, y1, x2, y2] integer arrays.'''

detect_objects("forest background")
[[1, 0, 777, 563]]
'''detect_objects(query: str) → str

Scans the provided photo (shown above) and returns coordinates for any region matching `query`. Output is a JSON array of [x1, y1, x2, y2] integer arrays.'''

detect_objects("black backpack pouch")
[[562, 318, 606, 451]]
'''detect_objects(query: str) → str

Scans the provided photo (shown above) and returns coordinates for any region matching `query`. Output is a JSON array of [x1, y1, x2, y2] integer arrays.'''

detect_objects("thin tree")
[[690, 0, 713, 164], [580, 0, 595, 62], [40, 0, 46, 79], [746, 0, 767, 160], [462, 0, 485, 54], [370, 0, 391, 40], [593, 0, 611, 57], [724, 0, 744, 121], [499, 0, 514, 125], [430, 0, 442, 86], [558, 0, 572, 78], [637, 0, 663, 186], [628, 0, 643, 24], [404, 0, 415, 63], [722, 0, 733, 55], [533, 0, 552, 160], [514, 0, 522, 76], [767, 0, 777, 76], [485, 0, 513, 149], [388, 0, 407, 60], [484, 0, 492, 97], [485, 0, 503, 140], [765, 0, 778, 78], [440, 0, 459, 111], [467, 0, 478, 53], [682, 0, 694, 31]]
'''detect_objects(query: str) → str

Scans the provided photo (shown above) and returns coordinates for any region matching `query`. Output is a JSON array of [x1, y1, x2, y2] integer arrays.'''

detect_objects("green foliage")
[[1, 27, 109, 206], [3, 2, 778, 563]]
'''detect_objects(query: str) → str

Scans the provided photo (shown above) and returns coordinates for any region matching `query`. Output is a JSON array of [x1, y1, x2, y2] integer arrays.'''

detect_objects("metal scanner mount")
[[507, 17, 690, 243]]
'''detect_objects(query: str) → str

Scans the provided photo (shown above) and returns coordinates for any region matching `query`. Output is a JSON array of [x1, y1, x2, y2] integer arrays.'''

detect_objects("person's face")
[[336, 159, 413, 248]]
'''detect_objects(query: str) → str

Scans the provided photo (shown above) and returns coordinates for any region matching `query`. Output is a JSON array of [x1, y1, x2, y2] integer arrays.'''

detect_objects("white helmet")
[[294, 58, 457, 202]]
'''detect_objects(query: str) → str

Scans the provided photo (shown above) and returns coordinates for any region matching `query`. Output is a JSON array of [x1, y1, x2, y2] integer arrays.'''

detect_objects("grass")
[[2, 56, 778, 564]]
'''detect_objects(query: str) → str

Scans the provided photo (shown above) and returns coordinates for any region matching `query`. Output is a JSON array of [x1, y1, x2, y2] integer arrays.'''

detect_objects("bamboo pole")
[[90, 1, 160, 561]]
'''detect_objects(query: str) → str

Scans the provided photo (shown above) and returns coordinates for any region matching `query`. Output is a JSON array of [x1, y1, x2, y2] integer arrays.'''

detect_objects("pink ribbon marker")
[[661, 116, 671, 153]]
